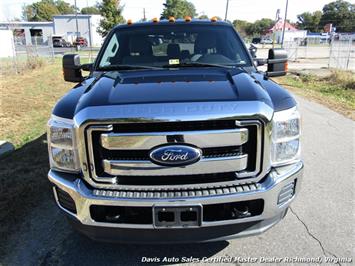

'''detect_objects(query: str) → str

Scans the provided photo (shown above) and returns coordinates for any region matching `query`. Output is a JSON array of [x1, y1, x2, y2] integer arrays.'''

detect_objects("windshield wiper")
[[97, 64, 161, 71], [162, 62, 235, 69]]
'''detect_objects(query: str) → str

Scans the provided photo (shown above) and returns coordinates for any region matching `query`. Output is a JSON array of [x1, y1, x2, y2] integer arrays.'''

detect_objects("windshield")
[[97, 24, 252, 69]]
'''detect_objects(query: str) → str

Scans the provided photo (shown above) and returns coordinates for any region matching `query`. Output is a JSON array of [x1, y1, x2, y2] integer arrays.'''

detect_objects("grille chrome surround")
[[86, 120, 262, 184], [74, 101, 273, 189]]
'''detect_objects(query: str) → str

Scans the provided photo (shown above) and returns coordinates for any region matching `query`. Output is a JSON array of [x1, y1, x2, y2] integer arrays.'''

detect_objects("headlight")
[[271, 106, 301, 166], [47, 116, 80, 172]]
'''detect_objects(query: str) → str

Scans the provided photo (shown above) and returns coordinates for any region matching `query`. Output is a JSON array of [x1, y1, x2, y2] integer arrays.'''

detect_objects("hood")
[[74, 68, 273, 115]]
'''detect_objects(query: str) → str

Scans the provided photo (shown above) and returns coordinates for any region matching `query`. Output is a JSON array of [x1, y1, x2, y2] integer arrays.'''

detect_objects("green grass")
[[0, 59, 72, 148], [276, 70, 355, 118]]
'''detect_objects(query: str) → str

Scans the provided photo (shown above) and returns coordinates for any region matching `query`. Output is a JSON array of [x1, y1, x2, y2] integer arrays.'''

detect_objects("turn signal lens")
[[184, 16, 192, 22], [152, 17, 159, 23], [127, 19, 133, 25], [169, 16, 176, 23], [211, 16, 218, 22]]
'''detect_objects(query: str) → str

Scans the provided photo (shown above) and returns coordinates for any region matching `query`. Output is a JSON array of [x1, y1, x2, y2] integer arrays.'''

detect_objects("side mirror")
[[266, 48, 288, 77], [81, 63, 93, 72], [256, 58, 267, 66], [63, 54, 83, 82]]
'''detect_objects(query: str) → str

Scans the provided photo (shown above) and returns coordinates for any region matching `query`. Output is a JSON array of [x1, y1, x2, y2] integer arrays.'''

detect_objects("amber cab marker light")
[[152, 17, 159, 23], [211, 16, 218, 22], [168, 16, 176, 23], [285, 61, 289, 72], [185, 16, 192, 22], [127, 19, 133, 25]]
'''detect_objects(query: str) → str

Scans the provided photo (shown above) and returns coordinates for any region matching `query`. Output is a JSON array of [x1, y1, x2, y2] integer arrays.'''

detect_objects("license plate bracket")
[[153, 205, 202, 228]]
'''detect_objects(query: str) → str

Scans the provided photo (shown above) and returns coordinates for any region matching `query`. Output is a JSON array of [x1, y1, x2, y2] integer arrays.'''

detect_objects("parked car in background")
[[260, 38, 273, 44], [73, 37, 88, 47], [52, 36, 71, 48], [251, 37, 261, 44]]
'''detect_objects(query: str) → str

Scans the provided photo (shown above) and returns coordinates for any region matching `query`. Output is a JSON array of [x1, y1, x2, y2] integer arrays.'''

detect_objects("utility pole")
[[281, 0, 289, 47], [273, 9, 281, 48], [143, 8, 146, 21], [224, 0, 230, 21], [74, 0, 79, 50]]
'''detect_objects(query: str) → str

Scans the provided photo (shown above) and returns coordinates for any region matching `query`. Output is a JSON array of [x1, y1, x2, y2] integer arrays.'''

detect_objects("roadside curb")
[[0, 141, 15, 158]]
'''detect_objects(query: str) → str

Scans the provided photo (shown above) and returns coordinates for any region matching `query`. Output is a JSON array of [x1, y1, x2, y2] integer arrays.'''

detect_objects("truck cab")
[[48, 19, 303, 243]]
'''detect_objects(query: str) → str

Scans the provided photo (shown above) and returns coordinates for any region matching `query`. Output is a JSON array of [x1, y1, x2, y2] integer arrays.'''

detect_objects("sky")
[[0, 0, 353, 22]]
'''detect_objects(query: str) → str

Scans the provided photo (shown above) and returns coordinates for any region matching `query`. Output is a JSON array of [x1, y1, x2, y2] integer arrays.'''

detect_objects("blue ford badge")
[[149, 145, 202, 166]]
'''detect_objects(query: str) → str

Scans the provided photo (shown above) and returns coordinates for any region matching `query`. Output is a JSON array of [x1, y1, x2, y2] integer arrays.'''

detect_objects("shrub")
[[26, 56, 45, 70], [324, 70, 355, 90]]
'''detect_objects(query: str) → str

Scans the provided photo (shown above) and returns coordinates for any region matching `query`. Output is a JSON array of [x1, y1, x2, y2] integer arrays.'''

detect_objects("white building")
[[0, 30, 15, 57], [0, 21, 54, 45], [53, 15, 103, 47], [274, 30, 307, 44], [0, 14, 103, 47], [267, 20, 307, 44]]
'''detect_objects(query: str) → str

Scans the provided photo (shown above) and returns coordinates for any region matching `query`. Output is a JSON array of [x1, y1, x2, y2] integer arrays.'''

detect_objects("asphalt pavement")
[[1, 95, 354, 266]]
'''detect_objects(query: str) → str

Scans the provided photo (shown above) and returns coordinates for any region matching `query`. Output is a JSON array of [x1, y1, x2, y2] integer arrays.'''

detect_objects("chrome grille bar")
[[100, 128, 248, 150], [102, 154, 248, 176]]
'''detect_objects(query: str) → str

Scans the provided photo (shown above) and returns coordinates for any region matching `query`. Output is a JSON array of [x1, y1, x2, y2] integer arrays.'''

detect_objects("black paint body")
[[53, 21, 296, 120]]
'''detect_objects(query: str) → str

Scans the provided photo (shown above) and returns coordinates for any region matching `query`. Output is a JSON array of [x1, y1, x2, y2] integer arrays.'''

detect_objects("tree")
[[97, 0, 125, 36], [321, 0, 355, 32], [56, 0, 76, 14], [233, 19, 252, 37], [81, 6, 100, 15], [198, 14, 209, 19], [297, 11, 322, 32], [161, 0, 197, 19], [22, 0, 75, 21], [246, 18, 274, 36]]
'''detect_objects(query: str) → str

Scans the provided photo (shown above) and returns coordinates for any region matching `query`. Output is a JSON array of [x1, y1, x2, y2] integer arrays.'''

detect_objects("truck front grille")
[[85, 120, 262, 188]]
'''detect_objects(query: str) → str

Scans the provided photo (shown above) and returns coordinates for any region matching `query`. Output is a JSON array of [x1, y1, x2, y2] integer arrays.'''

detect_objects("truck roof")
[[113, 19, 232, 30]]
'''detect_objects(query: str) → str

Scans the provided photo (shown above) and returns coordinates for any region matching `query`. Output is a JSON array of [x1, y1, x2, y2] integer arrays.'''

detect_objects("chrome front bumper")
[[48, 161, 303, 243]]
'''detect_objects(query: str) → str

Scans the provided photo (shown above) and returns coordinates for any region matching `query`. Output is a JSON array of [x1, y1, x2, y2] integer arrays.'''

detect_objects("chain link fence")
[[328, 39, 354, 70], [2, 34, 354, 74], [254, 38, 354, 71], [0, 35, 99, 75], [0, 36, 55, 75]]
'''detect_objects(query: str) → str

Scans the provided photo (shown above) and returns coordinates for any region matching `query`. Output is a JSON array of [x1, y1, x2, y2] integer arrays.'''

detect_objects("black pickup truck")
[[47, 19, 303, 243]]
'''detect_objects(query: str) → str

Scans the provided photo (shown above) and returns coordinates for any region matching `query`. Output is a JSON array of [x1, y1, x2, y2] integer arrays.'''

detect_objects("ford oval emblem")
[[149, 144, 202, 166]]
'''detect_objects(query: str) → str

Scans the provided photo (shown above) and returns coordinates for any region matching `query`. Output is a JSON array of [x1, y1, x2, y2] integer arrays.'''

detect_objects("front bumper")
[[48, 161, 303, 243]]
